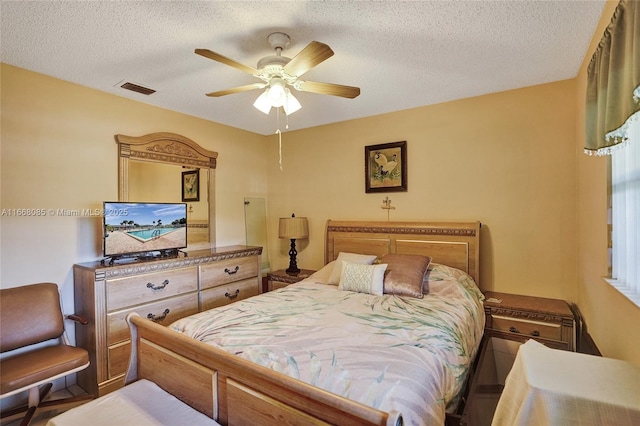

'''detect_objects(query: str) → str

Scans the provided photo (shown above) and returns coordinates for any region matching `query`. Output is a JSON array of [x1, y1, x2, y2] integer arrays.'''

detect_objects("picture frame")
[[365, 141, 407, 193], [181, 169, 199, 202]]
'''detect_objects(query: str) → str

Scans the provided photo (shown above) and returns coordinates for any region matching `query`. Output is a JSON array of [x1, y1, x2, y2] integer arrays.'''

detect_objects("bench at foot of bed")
[[45, 379, 220, 426]]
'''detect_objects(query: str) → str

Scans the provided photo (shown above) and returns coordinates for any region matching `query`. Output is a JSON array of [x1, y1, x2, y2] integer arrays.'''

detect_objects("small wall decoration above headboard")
[[365, 141, 407, 193]]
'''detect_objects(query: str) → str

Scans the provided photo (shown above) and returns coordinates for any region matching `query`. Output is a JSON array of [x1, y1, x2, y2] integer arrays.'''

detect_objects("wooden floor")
[[3, 385, 89, 426]]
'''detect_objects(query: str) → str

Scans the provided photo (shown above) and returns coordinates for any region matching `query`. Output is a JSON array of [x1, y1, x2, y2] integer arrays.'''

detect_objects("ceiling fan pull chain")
[[276, 108, 283, 170], [276, 128, 283, 171]]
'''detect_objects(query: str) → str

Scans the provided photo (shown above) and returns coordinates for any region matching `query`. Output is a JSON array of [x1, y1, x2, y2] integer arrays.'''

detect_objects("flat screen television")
[[103, 201, 187, 263]]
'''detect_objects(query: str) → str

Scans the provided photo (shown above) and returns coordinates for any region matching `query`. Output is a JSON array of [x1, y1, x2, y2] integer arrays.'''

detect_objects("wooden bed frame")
[[325, 220, 480, 285], [124, 221, 482, 425]]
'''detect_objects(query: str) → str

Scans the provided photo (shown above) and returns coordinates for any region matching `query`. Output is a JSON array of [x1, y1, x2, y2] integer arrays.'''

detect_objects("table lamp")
[[279, 214, 309, 275]]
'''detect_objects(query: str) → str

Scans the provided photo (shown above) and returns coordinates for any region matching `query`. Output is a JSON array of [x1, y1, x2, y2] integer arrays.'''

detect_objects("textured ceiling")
[[1, 1, 606, 136]]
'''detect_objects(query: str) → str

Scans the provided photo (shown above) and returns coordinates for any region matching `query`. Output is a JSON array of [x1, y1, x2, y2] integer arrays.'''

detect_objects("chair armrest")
[[66, 314, 89, 325]]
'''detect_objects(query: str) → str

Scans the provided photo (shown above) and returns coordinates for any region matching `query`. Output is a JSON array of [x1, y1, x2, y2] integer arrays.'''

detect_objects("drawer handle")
[[146, 279, 169, 291], [531, 330, 540, 337], [147, 308, 170, 323], [225, 266, 240, 275], [225, 289, 240, 300], [509, 326, 520, 333]]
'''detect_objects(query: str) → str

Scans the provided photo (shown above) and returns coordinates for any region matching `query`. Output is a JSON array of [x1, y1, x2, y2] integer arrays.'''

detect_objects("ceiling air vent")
[[120, 82, 156, 95]]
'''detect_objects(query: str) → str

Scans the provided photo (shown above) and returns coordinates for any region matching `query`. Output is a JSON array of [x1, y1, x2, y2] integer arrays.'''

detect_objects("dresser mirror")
[[115, 132, 218, 246], [244, 197, 270, 273]]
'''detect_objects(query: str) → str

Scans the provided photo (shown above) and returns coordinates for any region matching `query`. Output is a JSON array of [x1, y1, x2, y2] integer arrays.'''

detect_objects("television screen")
[[103, 202, 187, 259]]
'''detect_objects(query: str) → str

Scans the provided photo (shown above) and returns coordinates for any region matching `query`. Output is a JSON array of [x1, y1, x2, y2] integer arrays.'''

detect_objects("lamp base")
[[286, 238, 300, 275], [285, 267, 301, 276]]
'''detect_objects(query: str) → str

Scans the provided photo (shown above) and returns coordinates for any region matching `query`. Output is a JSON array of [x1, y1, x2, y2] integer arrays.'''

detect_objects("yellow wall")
[[267, 80, 578, 301], [2, 0, 638, 370], [575, 0, 640, 366], [0, 63, 267, 309], [0, 65, 579, 312], [128, 161, 208, 222]]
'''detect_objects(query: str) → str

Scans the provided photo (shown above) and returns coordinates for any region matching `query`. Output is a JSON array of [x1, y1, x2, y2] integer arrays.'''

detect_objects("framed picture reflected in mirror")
[[182, 169, 199, 202]]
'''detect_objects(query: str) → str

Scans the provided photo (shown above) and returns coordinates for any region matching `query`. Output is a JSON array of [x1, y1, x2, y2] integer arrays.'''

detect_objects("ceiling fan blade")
[[283, 41, 334, 77], [195, 48, 258, 75], [206, 83, 266, 97], [297, 81, 360, 99]]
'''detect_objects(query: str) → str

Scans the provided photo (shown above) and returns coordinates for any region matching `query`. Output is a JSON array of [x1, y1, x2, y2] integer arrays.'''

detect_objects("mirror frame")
[[115, 132, 218, 245]]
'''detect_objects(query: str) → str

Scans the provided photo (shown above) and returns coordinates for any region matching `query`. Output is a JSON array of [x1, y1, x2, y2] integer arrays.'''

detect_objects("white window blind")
[[609, 114, 640, 306]]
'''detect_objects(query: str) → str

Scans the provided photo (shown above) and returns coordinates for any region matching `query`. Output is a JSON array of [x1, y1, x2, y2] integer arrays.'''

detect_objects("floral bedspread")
[[170, 263, 485, 426]]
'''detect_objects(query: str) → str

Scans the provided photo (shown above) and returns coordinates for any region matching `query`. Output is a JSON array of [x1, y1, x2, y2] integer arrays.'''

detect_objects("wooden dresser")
[[73, 245, 262, 396]]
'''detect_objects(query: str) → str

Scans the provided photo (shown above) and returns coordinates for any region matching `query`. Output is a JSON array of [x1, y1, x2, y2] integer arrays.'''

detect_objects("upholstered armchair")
[[0, 283, 93, 425]]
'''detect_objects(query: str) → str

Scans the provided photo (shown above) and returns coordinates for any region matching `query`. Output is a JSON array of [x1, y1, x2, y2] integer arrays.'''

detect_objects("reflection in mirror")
[[129, 161, 209, 245], [244, 197, 269, 273], [116, 132, 218, 247]]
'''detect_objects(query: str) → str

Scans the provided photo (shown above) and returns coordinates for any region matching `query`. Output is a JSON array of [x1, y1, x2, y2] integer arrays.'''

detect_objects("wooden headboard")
[[325, 220, 481, 285]]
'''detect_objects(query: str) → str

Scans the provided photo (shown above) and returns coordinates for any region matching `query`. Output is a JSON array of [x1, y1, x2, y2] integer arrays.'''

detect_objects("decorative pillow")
[[338, 262, 388, 296], [327, 252, 378, 285], [380, 254, 432, 298], [309, 261, 336, 284]]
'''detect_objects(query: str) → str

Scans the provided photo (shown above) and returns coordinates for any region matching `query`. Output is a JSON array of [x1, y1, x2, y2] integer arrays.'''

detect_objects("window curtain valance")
[[585, 0, 640, 156]]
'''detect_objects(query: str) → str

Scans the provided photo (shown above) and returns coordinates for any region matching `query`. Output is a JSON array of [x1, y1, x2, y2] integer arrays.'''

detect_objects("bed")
[[125, 220, 484, 425]]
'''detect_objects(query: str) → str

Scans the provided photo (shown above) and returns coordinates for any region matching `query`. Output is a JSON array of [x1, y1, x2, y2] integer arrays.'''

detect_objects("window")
[[584, 0, 638, 307], [608, 114, 639, 306]]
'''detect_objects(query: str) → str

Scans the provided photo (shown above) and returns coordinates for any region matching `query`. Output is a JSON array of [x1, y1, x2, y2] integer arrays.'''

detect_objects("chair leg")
[[0, 383, 52, 426], [20, 406, 37, 426], [39, 394, 94, 411], [22, 383, 52, 426], [1, 384, 93, 426], [29, 383, 51, 408], [0, 405, 28, 424]]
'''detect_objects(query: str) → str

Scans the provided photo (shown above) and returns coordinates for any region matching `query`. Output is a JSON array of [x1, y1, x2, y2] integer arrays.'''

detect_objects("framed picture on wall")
[[365, 141, 407, 193], [181, 169, 199, 202]]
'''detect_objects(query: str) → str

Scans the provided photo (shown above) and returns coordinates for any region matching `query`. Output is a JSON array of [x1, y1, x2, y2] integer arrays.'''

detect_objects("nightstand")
[[462, 292, 577, 425], [483, 291, 575, 351], [267, 269, 316, 291]]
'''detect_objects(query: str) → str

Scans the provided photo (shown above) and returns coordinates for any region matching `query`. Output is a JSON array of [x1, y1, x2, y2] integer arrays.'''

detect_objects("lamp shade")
[[267, 78, 286, 107], [283, 89, 301, 115], [254, 86, 301, 116], [279, 216, 308, 239], [253, 90, 272, 114]]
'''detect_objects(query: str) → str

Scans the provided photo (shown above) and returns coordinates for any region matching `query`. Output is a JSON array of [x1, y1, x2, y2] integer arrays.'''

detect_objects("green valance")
[[585, 0, 640, 156]]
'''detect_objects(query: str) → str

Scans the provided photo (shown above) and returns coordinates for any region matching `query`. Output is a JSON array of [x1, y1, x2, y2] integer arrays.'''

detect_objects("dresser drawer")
[[200, 256, 258, 290], [107, 267, 198, 311], [107, 292, 198, 345], [108, 340, 131, 379], [200, 277, 260, 311], [490, 314, 562, 341]]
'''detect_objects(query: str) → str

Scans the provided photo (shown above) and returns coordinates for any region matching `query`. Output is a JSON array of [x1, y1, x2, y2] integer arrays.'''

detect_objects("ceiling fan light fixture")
[[254, 79, 301, 115], [198, 33, 360, 120], [283, 89, 301, 115], [267, 78, 286, 107], [253, 90, 272, 114]]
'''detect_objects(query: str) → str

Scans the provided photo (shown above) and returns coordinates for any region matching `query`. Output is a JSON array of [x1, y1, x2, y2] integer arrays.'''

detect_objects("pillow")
[[380, 254, 432, 298], [338, 262, 387, 296], [309, 260, 336, 284], [327, 252, 378, 285]]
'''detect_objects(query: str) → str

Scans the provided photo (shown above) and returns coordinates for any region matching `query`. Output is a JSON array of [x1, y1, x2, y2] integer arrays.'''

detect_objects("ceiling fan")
[[195, 32, 361, 115]]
